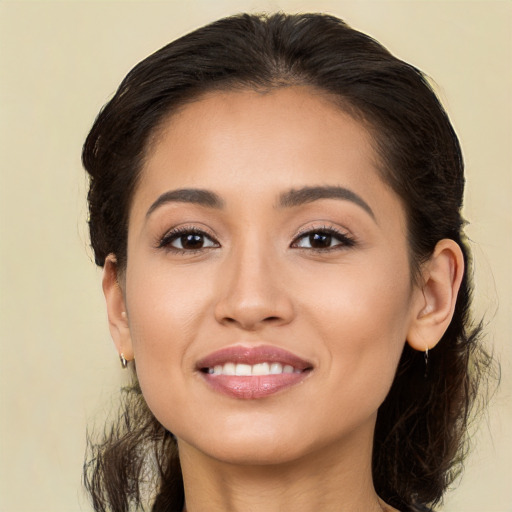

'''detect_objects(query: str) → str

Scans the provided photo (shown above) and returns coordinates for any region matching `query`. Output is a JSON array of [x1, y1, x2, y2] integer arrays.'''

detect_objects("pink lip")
[[196, 345, 312, 370], [196, 345, 313, 400]]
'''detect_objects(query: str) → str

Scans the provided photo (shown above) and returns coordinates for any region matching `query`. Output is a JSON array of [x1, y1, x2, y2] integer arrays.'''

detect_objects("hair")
[[83, 12, 494, 512]]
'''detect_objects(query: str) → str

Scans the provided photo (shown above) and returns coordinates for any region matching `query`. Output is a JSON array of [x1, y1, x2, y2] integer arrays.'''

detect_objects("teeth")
[[235, 363, 252, 376], [207, 362, 301, 376], [252, 362, 270, 375], [270, 362, 283, 374], [223, 362, 236, 375]]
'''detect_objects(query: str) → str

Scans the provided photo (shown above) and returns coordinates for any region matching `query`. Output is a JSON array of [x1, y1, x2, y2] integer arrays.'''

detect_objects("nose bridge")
[[214, 230, 293, 329]]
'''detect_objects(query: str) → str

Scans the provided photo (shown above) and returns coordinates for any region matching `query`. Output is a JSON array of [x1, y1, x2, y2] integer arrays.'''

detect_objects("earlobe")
[[407, 239, 464, 352], [102, 254, 134, 362]]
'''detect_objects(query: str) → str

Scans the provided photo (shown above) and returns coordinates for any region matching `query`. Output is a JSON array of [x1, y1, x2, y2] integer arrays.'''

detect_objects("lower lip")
[[201, 372, 310, 399]]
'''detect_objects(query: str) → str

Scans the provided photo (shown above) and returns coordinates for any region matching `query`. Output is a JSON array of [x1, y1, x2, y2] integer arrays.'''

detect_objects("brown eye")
[[292, 228, 355, 250], [308, 233, 332, 248], [178, 233, 207, 250], [159, 229, 219, 252]]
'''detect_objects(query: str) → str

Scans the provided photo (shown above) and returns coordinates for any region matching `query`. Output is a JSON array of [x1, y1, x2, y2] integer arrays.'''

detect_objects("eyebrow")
[[277, 186, 375, 220], [146, 188, 224, 218], [146, 185, 375, 220]]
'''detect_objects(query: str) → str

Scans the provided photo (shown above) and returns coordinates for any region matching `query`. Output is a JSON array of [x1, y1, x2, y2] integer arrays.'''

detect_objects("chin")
[[173, 408, 371, 468], [181, 433, 312, 466]]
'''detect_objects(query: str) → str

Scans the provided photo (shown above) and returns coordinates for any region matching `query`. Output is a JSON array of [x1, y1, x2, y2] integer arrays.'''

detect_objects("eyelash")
[[157, 225, 356, 254], [157, 226, 219, 254], [291, 225, 356, 251]]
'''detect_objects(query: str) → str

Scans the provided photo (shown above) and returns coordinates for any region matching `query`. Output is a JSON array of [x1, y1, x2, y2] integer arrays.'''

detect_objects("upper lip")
[[196, 344, 313, 371]]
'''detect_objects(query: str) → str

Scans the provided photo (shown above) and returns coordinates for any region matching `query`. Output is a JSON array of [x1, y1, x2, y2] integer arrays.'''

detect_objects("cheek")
[[126, 263, 212, 348], [124, 266, 213, 403], [301, 262, 412, 397]]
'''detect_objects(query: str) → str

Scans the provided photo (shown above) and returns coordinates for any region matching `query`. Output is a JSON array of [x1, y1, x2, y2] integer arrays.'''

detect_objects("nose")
[[214, 243, 295, 331]]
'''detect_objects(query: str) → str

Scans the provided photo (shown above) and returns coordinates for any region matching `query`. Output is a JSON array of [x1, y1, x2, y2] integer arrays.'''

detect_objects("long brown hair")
[[83, 13, 495, 512]]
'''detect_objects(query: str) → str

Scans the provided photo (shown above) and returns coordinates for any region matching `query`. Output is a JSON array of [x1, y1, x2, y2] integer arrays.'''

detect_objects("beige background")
[[0, 1, 510, 511]]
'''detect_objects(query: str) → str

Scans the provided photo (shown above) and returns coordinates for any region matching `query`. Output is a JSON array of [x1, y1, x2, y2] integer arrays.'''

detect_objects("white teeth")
[[207, 361, 301, 376], [235, 363, 252, 376], [270, 362, 283, 374], [223, 362, 236, 375], [252, 362, 270, 375]]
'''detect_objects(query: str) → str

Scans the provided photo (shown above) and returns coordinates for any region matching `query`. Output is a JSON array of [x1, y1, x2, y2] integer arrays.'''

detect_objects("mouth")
[[196, 345, 313, 399]]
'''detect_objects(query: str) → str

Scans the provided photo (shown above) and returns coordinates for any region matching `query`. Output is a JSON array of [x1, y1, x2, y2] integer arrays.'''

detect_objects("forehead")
[[149, 86, 375, 160], [134, 86, 401, 222]]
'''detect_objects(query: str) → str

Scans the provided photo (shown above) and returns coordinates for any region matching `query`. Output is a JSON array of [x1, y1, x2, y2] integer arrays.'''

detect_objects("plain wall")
[[0, 1, 510, 510]]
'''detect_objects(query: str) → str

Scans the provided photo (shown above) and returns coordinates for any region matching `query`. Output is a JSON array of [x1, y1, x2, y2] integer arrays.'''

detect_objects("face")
[[118, 87, 424, 465]]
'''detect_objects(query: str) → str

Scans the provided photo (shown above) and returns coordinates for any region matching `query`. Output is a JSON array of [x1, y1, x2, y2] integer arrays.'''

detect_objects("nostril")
[[215, 293, 295, 330], [219, 315, 284, 330]]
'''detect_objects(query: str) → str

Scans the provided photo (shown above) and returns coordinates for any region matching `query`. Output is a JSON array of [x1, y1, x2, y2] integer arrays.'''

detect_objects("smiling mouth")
[[196, 345, 313, 399]]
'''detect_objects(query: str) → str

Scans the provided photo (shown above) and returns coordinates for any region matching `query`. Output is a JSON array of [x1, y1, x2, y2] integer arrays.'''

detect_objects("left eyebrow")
[[277, 185, 375, 220], [145, 188, 225, 218]]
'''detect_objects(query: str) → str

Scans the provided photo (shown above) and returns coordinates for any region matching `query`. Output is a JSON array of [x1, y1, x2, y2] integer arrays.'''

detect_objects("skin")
[[103, 86, 464, 512]]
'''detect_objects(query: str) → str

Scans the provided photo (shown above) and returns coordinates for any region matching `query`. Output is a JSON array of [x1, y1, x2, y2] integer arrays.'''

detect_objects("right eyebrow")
[[145, 188, 225, 218], [277, 185, 376, 221]]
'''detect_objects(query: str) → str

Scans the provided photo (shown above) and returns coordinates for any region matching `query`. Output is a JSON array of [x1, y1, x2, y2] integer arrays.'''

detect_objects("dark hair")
[[83, 12, 493, 512]]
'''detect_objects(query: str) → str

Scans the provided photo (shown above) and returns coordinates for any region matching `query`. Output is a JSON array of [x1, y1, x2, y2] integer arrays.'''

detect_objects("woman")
[[83, 12, 490, 512]]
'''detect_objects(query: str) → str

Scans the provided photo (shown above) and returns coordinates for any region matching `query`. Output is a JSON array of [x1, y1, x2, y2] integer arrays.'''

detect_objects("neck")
[[177, 418, 392, 512]]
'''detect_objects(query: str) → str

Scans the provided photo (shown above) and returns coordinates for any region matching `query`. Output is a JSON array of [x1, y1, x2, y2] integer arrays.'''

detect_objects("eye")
[[158, 227, 219, 253], [291, 227, 355, 251]]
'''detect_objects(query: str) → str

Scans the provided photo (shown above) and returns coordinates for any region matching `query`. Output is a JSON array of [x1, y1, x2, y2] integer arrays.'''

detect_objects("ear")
[[102, 254, 134, 362], [407, 239, 464, 352]]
